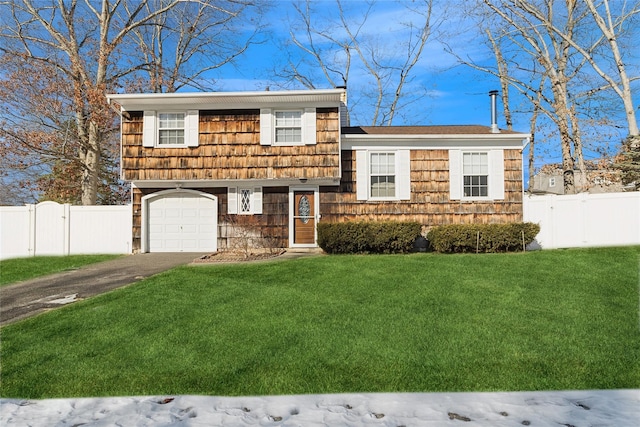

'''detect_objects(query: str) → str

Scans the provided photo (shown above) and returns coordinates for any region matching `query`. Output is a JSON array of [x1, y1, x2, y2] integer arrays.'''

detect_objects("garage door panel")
[[149, 209, 163, 218], [149, 224, 163, 233], [163, 240, 181, 250], [200, 224, 216, 233], [181, 240, 198, 250], [182, 224, 197, 233], [148, 193, 217, 253], [164, 224, 181, 233]]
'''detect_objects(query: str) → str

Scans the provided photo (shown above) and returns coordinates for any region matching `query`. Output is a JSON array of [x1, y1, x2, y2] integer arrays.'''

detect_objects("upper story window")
[[463, 152, 488, 197], [449, 149, 505, 200], [158, 113, 185, 145], [370, 152, 396, 198], [260, 108, 316, 146], [355, 149, 410, 201], [142, 110, 199, 148], [275, 111, 302, 144]]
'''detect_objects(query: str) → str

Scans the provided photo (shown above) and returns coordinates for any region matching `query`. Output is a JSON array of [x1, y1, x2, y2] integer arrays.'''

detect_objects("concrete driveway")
[[0, 253, 205, 327]]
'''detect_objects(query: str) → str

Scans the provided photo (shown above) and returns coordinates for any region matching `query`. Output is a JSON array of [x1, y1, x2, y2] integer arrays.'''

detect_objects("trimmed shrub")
[[317, 221, 422, 254], [426, 222, 540, 253]]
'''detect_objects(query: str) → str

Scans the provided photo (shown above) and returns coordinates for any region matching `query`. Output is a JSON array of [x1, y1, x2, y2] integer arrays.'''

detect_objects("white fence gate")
[[0, 202, 132, 260], [524, 192, 640, 249]]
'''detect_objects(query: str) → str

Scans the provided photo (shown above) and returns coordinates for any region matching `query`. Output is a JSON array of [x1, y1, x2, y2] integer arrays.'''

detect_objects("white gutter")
[[342, 134, 531, 150], [341, 133, 530, 141], [106, 88, 346, 110], [107, 88, 344, 101]]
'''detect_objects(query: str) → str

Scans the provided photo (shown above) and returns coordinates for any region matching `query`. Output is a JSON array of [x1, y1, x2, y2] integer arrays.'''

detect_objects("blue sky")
[[213, 0, 508, 130], [205, 0, 638, 171]]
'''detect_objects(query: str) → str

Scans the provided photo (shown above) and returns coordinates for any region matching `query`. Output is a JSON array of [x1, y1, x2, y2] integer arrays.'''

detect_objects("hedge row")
[[317, 221, 422, 254], [426, 222, 540, 253]]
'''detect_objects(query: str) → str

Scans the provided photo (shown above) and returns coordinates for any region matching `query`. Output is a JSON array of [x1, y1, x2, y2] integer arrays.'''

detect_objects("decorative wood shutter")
[[397, 150, 411, 200], [143, 111, 156, 147], [253, 187, 263, 214], [227, 187, 238, 214], [303, 107, 316, 145], [356, 150, 369, 200], [489, 149, 505, 200], [260, 109, 272, 145], [185, 110, 199, 147], [449, 149, 462, 200]]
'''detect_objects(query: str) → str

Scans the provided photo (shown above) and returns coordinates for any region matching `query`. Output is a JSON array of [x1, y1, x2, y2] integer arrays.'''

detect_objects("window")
[[275, 111, 302, 144], [549, 177, 556, 187], [158, 113, 185, 145], [449, 149, 504, 200], [228, 187, 262, 214], [142, 110, 198, 148], [355, 150, 410, 201], [370, 152, 396, 198], [239, 188, 252, 214], [463, 152, 488, 197], [260, 108, 316, 145]]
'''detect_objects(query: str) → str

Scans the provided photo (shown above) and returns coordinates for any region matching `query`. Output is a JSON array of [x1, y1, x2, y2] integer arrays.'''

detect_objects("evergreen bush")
[[317, 221, 422, 254], [426, 222, 540, 253]]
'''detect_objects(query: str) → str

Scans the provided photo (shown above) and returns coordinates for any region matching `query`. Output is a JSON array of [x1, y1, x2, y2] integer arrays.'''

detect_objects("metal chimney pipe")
[[489, 90, 500, 133]]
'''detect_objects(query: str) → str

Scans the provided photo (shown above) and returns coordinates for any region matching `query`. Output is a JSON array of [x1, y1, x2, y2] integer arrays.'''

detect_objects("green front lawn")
[[0, 255, 122, 287], [1, 247, 639, 398]]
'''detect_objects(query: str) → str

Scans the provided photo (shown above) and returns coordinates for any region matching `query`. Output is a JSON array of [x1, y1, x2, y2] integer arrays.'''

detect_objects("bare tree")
[[0, 0, 263, 205], [129, 0, 266, 93], [276, 0, 441, 126], [450, 0, 597, 194], [521, 0, 639, 138]]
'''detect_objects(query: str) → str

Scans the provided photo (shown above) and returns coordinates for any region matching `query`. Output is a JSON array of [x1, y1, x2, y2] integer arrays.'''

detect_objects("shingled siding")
[[121, 108, 341, 181], [131, 187, 289, 252], [319, 149, 523, 226]]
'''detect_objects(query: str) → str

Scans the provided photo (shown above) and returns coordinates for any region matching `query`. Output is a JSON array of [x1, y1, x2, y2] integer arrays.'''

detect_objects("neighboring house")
[[530, 162, 624, 195], [107, 88, 529, 253]]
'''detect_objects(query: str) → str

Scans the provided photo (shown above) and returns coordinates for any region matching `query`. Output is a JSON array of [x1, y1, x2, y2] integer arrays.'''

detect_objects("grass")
[[1, 247, 639, 398], [0, 255, 122, 287]]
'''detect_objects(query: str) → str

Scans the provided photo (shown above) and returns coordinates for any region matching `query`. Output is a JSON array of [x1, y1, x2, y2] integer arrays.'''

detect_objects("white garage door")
[[148, 193, 217, 252]]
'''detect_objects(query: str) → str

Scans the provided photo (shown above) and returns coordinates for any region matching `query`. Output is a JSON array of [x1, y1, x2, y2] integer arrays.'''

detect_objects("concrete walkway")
[[0, 253, 206, 327]]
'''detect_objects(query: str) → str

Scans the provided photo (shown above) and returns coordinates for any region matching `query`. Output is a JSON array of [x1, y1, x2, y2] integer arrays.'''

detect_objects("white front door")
[[147, 192, 217, 252]]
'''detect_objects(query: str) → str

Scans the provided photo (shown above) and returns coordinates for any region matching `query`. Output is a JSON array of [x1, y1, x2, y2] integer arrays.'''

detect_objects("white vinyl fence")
[[2, 194, 638, 258], [524, 192, 640, 249], [0, 201, 132, 260]]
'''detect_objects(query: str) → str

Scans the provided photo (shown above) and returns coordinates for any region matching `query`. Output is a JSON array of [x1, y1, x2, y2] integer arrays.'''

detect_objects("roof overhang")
[[107, 89, 345, 111], [342, 132, 531, 150], [130, 177, 341, 189]]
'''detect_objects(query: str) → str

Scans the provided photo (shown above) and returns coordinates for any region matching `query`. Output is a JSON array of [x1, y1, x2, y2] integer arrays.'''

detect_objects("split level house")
[[107, 88, 530, 253]]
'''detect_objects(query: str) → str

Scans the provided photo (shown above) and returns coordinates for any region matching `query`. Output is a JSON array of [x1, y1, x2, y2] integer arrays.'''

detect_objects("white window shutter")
[[253, 187, 263, 214], [356, 150, 368, 201], [185, 110, 199, 147], [303, 107, 317, 145], [227, 187, 238, 214], [260, 109, 272, 145], [397, 150, 411, 200], [489, 149, 505, 200], [142, 111, 156, 147], [449, 149, 462, 200]]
